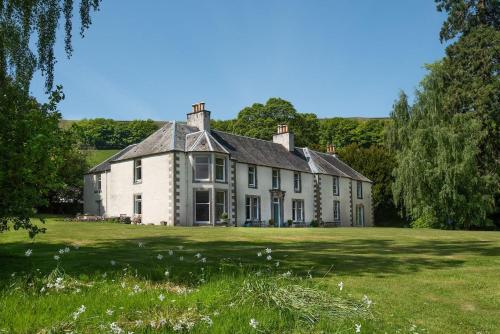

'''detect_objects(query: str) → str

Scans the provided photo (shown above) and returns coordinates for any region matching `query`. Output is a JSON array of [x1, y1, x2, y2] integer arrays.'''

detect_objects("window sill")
[[134, 180, 142, 184]]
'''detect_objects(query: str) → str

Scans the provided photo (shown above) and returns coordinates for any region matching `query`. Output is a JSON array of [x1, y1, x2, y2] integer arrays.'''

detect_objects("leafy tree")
[[338, 144, 402, 226], [0, 79, 71, 236], [0, 0, 101, 91]]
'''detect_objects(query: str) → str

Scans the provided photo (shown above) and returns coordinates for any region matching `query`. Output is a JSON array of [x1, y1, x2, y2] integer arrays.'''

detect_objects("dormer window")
[[194, 155, 210, 181], [272, 169, 280, 189], [134, 160, 142, 183], [215, 157, 226, 182]]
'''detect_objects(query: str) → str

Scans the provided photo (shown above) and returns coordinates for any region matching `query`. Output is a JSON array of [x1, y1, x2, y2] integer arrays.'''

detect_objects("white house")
[[83, 102, 373, 227]]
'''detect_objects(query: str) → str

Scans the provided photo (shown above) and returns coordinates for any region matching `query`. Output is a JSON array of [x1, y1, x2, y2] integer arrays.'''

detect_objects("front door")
[[272, 197, 281, 227]]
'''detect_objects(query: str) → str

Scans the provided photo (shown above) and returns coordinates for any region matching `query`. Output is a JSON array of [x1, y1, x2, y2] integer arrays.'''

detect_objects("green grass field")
[[1, 219, 499, 333], [85, 149, 119, 167]]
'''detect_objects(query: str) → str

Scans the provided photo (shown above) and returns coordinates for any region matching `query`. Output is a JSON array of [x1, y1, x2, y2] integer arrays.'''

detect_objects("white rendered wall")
[[351, 180, 374, 227], [83, 171, 109, 216], [320, 175, 351, 226]]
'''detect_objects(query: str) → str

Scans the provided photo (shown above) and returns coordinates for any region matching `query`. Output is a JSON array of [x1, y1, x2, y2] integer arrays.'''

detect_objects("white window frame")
[[133, 194, 142, 215], [134, 160, 142, 183], [215, 157, 226, 182], [333, 200, 340, 221], [215, 190, 227, 221], [194, 155, 211, 182], [245, 196, 260, 221], [356, 205, 365, 226], [357, 181, 363, 199], [292, 199, 304, 222], [333, 176, 339, 196], [96, 173, 102, 192], [294, 172, 301, 193], [272, 169, 280, 190], [248, 165, 257, 188], [195, 190, 211, 223]]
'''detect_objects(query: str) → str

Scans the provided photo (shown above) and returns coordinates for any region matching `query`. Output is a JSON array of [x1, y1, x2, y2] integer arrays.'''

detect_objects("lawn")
[[1, 219, 499, 333], [86, 149, 120, 167]]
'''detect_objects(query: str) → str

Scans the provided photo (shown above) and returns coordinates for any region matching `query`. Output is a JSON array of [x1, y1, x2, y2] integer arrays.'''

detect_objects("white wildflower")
[[195, 253, 202, 258], [64, 247, 70, 253], [338, 281, 344, 291], [201, 315, 213, 326], [177, 245, 184, 250], [110, 260, 116, 266], [168, 250, 173, 256], [173, 323, 183, 331], [257, 252, 262, 257], [249, 318, 259, 329], [179, 256, 184, 261], [164, 270, 170, 277], [132, 284, 141, 293], [121, 282, 126, 288], [110, 322, 123, 334], [275, 261, 280, 267], [157, 254, 163, 260], [72, 305, 86, 320], [362, 295, 373, 308], [282, 271, 292, 277], [58, 249, 65, 255], [54, 255, 60, 261], [201, 257, 206, 263], [158, 293, 165, 302], [25, 249, 32, 257], [74, 245, 80, 250], [265, 248, 272, 254], [134, 320, 143, 327], [138, 242, 144, 247], [106, 308, 114, 316], [158, 318, 167, 326], [266, 255, 272, 261], [355, 323, 361, 333]]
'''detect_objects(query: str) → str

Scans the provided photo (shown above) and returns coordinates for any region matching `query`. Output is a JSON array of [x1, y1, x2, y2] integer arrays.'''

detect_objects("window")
[[248, 166, 257, 188], [194, 155, 210, 181], [292, 200, 304, 222], [96, 174, 102, 192], [294, 172, 301, 192], [357, 181, 363, 199], [333, 200, 340, 221], [333, 176, 339, 196], [215, 157, 226, 182], [134, 194, 142, 215], [356, 205, 365, 226], [245, 196, 260, 221], [272, 169, 280, 189], [215, 190, 227, 220], [134, 160, 142, 183], [195, 190, 210, 223]]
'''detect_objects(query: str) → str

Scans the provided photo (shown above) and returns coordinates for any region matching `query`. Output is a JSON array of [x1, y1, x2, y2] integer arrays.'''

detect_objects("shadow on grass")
[[2, 231, 499, 285]]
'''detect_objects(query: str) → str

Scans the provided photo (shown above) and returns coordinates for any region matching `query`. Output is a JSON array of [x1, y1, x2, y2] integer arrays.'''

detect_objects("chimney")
[[187, 101, 210, 131], [326, 144, 337, 156], [273, 124, 295, 151]]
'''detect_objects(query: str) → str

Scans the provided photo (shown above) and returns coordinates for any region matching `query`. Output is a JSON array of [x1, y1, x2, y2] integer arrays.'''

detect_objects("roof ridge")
[[212, 129, 283, 146]]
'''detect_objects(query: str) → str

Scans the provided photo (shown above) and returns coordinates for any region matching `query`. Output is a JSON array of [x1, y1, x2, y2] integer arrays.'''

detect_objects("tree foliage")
[[69, 119, 159, 149], [0, 79, 86, 236], [0, 0, 101, 91]]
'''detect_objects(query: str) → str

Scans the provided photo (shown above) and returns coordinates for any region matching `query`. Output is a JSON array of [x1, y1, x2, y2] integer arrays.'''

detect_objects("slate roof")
[[87, 123, 371, 182], [86, 144, 137, 174]]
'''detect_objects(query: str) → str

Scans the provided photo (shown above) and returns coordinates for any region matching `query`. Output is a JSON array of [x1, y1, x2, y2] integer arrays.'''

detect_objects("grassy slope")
[[1, 220, 499, 333], [86, 149, 119, 167]]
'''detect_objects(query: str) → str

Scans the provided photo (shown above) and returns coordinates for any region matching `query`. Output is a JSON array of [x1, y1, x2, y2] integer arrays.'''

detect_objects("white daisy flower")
[[266, 255, 272, 261], [168, 250, 174, 256], [110, 260, 116, 266], [25, 249, 32, 257], [58, 248, 65, 254], [64, 247, 70, 253], [338, 281, 344, 291], [158, 293, 165, 302], [138, 242, 144, 247], [157, 254, 163, 260], [179, 256, 184, 261], [106, 309, 114, 316], [54, 255, 60, 261], [275, 261, 280, 267], [201, 257, 206, 263], [195, 253, 202, 258], [257, 252, 262, 257], [265, 248, 272, 254], [249, 318, 259, 329], [201, 315, 213, 326], [164, 270, 170, 277], [355, 323, 361, 333]]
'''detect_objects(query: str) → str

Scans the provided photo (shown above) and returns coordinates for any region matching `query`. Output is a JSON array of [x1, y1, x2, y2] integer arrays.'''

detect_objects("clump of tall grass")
[[234, 275, 372, 325]]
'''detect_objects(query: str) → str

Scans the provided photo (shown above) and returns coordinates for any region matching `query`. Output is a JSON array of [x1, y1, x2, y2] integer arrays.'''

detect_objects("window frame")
[[133, 159, 142, 184], [96, 173, 102, 193], [133, 193, 142, 215], [292, 199, 304, 222], [333, 200, 340, 221], [356, 205, 365, 226], [357, 181, 363, 199], [193, 155, 211, 182], [293, 172, 301, 193], [215, 156, 226, 183], [248, 165, 257, 188], [194, 189, 211, 224], [272, 169, 280, 190], [333, 176, 339, 196], [215, 190, 227, 221], [245, 195, 260, 221]]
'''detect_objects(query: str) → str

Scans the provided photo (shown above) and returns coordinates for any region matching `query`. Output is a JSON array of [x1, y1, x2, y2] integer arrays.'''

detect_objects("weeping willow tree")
[[0, 0, 100, 237], [0, 0, 101, 91]]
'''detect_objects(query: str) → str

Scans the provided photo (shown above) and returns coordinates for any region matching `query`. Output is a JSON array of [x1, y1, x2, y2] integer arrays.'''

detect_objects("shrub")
[[287, 219, 293, 227], [411, 211, 439, 228], [310, 220, 319, 227]]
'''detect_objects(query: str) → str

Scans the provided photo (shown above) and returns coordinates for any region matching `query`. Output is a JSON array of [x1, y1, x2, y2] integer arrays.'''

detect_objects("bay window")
[[215, 190, 227, 220], [194, 155, 210, 181], [215, 157, 226, 182]]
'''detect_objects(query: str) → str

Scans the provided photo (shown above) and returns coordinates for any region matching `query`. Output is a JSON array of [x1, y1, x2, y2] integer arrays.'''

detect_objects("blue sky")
[[30, 1, 447, 121]]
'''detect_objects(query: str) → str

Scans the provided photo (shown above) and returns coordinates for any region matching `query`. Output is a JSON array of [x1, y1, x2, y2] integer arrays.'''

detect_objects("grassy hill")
[[85, 149, 119, 167], [1, 219, 498, 333]]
